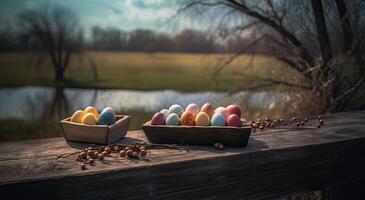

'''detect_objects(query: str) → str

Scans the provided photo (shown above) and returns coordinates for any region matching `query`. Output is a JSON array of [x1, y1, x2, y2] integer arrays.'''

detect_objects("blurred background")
[[0, 0, 364, 142]]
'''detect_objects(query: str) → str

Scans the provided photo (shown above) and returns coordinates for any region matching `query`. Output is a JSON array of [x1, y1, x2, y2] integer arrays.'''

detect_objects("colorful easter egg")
[[151, 112, 165, 125], [215, 107, 229, 120], [195, 112, 210, 126], [226, 104, 242, 118], [98, 110, 116, 125], [84, 106, 99, 118], [166, 113, 180, 126], [168, 104, 184, 116], [102, 107, 116, 118], [211, 113, 226, 126], [185, 103, 199, 116], [160, 109, 170, 119], [71, 110, 84, 123], [201, 103, 214, 118], [82, 113, 98, 125], [227, 114, 242, 127], [180, 111, 195, 126]]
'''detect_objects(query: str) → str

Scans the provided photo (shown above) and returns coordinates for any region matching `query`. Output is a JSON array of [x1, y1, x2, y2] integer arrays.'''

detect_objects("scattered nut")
[[119, 150, 126, 157], [98, 153, 105, 160], [126, 150, 133, 157], [113, 146, 119, 152], [102, 151, 108, 156], [79, 152, 87, 159], [87, 150, 94, 157], [88, 158, 95, 165], [104, 147, 111, 154], [80, 163, 86, 170], [140, 150, 147, 157], [93, 152, 99, 159]]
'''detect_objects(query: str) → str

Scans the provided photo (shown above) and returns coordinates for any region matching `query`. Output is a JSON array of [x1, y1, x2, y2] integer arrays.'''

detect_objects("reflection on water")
[[0, 86, 288, 141]]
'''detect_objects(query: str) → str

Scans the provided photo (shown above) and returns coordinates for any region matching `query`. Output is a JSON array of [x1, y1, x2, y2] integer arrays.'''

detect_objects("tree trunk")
[[334, 0, 354, 53], [55, 66, 65, 81], [310, 0, 332, 64]]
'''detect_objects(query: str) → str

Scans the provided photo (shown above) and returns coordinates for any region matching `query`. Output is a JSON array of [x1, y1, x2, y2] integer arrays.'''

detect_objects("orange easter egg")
[[215, 106, 229, 120], [180, 111, 195, 126], [201, 103, 214, 118]]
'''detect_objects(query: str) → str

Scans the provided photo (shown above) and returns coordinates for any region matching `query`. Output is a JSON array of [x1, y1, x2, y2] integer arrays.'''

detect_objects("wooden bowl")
[[142, 121, 251, 147], [60, 115, 131, 144]]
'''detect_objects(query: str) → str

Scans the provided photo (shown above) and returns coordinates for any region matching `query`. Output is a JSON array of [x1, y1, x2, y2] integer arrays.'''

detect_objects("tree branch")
[[224, 0, 314, 65]]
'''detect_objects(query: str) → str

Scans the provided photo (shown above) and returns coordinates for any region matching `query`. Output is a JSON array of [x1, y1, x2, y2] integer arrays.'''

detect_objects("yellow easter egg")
[[82, 113, 98, 125], [195, 112, 210, 126], [84, 106, 99, 118], [71, 110, 84, 123]]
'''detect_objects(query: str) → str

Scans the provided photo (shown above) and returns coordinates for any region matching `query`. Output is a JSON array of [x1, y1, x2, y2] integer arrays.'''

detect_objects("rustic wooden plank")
[[0, 142, 335, 199], [0, 111, 364, 200], [0, 131, 146, 161]]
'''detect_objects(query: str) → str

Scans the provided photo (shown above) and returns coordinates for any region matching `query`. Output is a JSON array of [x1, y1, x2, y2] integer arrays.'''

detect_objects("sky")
[[0, 0, 193, 34]]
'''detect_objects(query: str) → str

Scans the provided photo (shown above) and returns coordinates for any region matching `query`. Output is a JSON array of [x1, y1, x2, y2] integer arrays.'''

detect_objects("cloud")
[[109, 6, 123, 15], [131, 0, 170, 9], [0, 0, 183, 33]]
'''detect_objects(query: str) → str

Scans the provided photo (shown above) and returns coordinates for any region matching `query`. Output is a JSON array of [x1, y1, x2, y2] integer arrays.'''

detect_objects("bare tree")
[[178, 0, 365, 112], [18, 5, 83, 81]]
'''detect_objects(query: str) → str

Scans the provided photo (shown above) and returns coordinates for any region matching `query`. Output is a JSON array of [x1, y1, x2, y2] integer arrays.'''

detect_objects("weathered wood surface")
[[0, 111, 365, 200]]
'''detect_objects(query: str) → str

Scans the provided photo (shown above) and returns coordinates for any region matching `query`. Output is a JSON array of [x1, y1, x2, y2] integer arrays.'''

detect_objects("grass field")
[[0, 52, 303, 91]]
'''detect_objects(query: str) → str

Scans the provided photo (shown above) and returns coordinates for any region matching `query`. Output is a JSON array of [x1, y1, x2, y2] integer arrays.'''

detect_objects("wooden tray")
[[60, 115, 131, 144], [142, 121, 251, 147]]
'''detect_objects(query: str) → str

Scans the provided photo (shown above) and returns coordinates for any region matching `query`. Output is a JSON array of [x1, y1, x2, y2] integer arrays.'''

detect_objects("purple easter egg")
[[151, 112, 165, 125]]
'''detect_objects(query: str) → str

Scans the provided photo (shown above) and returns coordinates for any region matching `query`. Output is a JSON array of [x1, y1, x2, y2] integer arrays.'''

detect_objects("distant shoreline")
[[0, 52, 302, 92]]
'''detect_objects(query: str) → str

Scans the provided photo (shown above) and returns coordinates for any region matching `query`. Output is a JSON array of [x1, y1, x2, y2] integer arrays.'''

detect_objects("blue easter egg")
[[168, 104, 183, 116], [102, 107, 116, 118], [166, 113, 180, 126], [211, 113, 226, 126], [98, 110, 116, 125]]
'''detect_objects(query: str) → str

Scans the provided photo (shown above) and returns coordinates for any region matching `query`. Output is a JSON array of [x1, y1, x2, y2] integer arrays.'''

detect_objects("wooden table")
[[1, 111, 365, 200]]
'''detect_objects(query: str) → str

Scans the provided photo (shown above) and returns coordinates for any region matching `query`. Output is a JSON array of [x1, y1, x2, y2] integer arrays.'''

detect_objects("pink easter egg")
[[227, 114, 242, 127], [226, 104, 242, 118], [185, 103, 199, 116]]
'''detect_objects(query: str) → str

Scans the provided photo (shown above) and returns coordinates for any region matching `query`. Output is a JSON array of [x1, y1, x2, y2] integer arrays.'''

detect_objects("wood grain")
[[0, 111, 365, 200]]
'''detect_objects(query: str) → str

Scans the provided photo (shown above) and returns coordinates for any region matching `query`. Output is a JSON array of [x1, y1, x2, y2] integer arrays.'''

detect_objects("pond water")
[[0, 86, 287, 141]]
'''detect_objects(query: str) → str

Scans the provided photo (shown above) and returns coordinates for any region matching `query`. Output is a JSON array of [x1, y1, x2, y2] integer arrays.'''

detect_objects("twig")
[[57, 151, 81, 159]]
